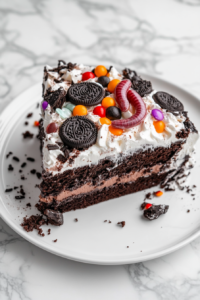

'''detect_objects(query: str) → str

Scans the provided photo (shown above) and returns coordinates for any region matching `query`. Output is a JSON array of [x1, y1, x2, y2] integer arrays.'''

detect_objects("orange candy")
[[95, 65, 107, 77], [109, 125, 123, 136], [153, 121, 165, 133], [102, 97, 115, 109], [155, 191, 163, 197], [100, 117, 111, 125], [107, 79, 120, 93], [34, 121, 40, 127], [73, 105, 87, 116]]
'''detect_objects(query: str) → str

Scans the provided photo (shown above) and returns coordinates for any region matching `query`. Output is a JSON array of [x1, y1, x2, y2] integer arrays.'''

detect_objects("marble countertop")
[[1, 0, 200, 299]]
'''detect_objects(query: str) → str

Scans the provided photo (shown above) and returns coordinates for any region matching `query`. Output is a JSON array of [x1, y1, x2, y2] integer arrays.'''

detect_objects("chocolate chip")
[[13, 156, 20, 162], [143, 204, 169, 220], [27, 157, 35, 162], [153, 92, 184, 112], [117, 221, 125, 227], [44, 209, 63, 226], [67, 82, 105, 106], [59, 116, 97, 149]]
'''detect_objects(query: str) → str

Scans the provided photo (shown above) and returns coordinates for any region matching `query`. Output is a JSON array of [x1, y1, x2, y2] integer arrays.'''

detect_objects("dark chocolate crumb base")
[[21, 215, 47, 236], [37, 171, 172, 214]]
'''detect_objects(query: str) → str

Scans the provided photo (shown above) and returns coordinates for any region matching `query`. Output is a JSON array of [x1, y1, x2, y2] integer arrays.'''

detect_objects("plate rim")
[[0, 73, 200, 265]]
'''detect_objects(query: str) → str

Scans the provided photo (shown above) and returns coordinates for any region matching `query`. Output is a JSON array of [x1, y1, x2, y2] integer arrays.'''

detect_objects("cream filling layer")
[[39, 164, 161, 203]]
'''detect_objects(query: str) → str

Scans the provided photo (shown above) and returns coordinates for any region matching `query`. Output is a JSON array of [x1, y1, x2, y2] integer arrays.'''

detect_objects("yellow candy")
[[107, 79, 120, 93], [73, 105, 87, 116]]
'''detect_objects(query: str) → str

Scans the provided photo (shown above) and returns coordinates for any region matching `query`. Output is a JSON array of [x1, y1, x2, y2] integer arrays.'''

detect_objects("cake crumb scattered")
[[22, 131, 34, 139], [26, 113, 33, 118], [74, 218, 78, 222], [117, 221, 125, 228], [53, 239, 57, 243], [48, 229, 51, 235]]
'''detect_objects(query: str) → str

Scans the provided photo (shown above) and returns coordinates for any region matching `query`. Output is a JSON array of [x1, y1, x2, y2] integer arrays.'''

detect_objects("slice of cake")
[[37, 60, 198, 223]]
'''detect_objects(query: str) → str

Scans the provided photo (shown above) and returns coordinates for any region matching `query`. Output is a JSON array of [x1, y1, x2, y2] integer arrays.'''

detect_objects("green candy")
[[64, 103, 76, 112], [56, 108, 71, 119]]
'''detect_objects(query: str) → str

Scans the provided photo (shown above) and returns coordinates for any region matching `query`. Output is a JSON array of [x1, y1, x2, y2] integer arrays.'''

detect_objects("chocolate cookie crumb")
[[24, 121, 29, 126], [27, 157, 35, 162], [21, 175, 26, 180], [108, 220, 112, 223], [26, 113, 33, 118], [13, 156, 20, 162], [117, 221, 125, 227], [74, 218, 78, 222], [15, 195, 25, 200], [21, 214, 47, 235], [19, 170, 22, 173], [104, 220, 107, 222], [53, 239, 57, 243], [48, 229, 51, 235], [5, 188, 13, 193], [21, 162, 27, 168], [6, 152, 13, 158], [22, 131, 34, 139], [187, 209, 190, 213], [30, 169, 36, 174], [36, 172, 42, 179], [127, 246, 129, 248], [26, 203, 31, 207], [8, 164, 14, 171]]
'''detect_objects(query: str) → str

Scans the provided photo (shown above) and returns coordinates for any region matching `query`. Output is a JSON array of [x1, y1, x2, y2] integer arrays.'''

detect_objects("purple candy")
[[42, 101, 48, 110], [151, 109, 164, 121]]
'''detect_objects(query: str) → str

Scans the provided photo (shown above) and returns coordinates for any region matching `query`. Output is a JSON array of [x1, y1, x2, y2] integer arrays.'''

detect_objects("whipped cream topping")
[[42, 63, 198, 175]]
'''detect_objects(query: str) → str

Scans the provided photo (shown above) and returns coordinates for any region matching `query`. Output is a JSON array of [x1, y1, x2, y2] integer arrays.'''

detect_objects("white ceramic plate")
[[0, 75, 200, 265]]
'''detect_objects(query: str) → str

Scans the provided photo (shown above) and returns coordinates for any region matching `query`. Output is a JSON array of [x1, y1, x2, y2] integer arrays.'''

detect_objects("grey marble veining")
[[1, 0, 200, 299]]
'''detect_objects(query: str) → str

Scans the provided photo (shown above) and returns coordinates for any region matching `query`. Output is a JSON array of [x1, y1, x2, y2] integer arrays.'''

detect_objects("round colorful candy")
[[109, 125, 123, 136], [95, 65, 107, 77], [99, 117, 111, 125], [151, 109, 164, 121], [46, 122, 58, 134], [102, 97, 115, 109], [153, 121, 165, 133], [42, 101, 48, 110], [106, 106, 121, 120], [73, 105, 87, 116], [93, 106, 106, 118], [64, 103, 76, 112], [34, 121, 40, 127], [107, 79, 120, 93], [97, 76, 110, 87], [56, 108, 71, 119], [82, 72, 95, 81]]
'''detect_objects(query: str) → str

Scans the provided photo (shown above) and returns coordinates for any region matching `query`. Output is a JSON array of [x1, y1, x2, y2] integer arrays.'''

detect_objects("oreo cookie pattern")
[[153, 92, 184, 112], [122, 68, 152, 97], [67, 82, 105, 106], [59, 116, 97, 149]]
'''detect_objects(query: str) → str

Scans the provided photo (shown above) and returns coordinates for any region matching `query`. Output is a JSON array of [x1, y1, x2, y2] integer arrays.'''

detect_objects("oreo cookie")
[[59, 116, 97, 149], [67, 82, 105, 106], [44, 88, 66, 110], [153, 92, 184, 112]]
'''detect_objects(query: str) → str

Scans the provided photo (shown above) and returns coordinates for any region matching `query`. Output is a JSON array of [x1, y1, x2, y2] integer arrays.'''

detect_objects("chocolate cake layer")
[[39, 140, 184, 198], [37, 170, 172, 213]]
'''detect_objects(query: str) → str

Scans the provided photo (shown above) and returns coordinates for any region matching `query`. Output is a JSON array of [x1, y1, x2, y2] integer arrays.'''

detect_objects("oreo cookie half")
[[67, 82, 105, 106], [153, 92, 184, 112], [59, 116, 97, 149]]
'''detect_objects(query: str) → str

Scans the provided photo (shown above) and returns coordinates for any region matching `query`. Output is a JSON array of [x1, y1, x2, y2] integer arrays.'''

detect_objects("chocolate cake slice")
[[37, 61, 199, 219]]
